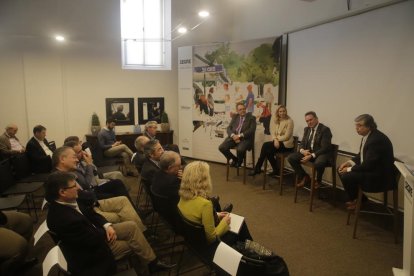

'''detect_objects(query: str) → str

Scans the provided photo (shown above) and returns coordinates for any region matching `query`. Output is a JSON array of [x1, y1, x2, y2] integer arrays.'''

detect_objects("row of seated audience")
[[0, 104, 397, 275], [219, 103, 396, 211]]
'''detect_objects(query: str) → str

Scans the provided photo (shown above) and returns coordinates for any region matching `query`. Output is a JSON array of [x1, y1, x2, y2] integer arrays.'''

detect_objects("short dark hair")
[[44, 171, 76, 202], [355, 114, 377, 130], [52, 146, 72, 168], [304, 111, 318, 119], [63, 141, 78, 148], [64, 136, 80, 144], [33, 125, 46, 134], [144, 139, 160, 158], [106, 118, 116, 124]]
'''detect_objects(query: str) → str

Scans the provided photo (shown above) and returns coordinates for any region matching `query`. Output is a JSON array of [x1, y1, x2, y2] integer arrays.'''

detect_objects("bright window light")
[[121, 0, 171, 70]]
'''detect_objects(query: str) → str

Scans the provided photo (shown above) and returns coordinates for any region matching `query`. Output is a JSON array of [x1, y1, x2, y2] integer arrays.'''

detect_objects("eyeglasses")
[[63, 184, 77, 190]]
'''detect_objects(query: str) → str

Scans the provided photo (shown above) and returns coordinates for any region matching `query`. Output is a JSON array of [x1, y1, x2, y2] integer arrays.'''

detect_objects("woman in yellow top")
[[178, 161, 252, 245], [249, 105, 294, 176]]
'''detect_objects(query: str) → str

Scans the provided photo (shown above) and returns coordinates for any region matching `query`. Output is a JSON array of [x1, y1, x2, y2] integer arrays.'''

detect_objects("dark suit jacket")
[[226, 113, 256, 142], [351, 129, 396, 192], [300, 123, 332, 158], [25, 137, 53, 173], [152, 170, 180, 205], [140, 158, 161, 182], [46, 201, 116, 276]]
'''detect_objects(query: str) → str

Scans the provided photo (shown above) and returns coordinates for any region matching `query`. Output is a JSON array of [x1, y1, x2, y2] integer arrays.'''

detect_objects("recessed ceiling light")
[[198, 10, 210, 18], [55, 35, 65, 42], [178, 27, 187, 34]]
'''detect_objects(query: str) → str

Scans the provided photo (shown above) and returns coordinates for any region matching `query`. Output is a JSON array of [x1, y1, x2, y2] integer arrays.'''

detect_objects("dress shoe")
[[230, 158, 239, 167], [313, 181, 320, 189], [149, 259, 177, 273], [248, 170, 262, 176], [345, 200, 357, 206], [222, 203, 233, 213], [296, 175, 310, 188], [346, 202, 357, 211]]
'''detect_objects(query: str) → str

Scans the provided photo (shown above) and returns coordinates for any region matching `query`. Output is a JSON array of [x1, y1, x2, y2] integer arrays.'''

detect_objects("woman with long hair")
[[249, 105, 294, 176]]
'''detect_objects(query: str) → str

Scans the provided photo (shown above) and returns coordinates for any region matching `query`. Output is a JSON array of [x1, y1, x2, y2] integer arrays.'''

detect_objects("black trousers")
[[218, 137, 252, 164], [287, 152, 330, 182], [338, 169, 382, 200], [254, 141, 292, 172]]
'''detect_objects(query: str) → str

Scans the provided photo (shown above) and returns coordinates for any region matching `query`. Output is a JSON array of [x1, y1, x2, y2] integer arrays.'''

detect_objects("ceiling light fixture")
[[178, 27, 188, 34], [55, 35, 65, 42], [198, 10, 210, 18]]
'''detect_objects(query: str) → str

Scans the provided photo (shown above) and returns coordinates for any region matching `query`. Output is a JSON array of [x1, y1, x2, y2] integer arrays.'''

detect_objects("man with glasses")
[[219, 103, 256, 168]]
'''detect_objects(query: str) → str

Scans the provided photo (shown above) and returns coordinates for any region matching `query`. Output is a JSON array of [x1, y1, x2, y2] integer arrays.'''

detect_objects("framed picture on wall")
[[105, 98, 135, 126], [137, 97, 164, 124]]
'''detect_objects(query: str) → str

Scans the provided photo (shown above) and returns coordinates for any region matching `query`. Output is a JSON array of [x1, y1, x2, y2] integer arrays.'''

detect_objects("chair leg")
[[331, 166, 337, 205], [243, 153, 247, 185], [309, 168, 316, 212], [263, 159, 268, 190], [346, 209, 352, 225], [393, 188, 399, 244], [279, 157, 284, 196], [294, 175, 299, 203], [352, 187, 364, 239], [226, 159, 230, 181]]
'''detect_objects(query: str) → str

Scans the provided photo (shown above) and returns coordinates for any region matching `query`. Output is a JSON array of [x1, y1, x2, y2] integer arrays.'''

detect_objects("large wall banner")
[[178, 36, 282, 165]]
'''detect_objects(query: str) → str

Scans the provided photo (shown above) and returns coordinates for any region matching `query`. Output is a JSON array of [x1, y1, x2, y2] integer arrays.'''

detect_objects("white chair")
[[42, 246, 68, 276], [34, 220, 49, 246]]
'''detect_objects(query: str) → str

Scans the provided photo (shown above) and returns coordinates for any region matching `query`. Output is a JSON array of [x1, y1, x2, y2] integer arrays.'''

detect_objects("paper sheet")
[[229, 213, 245, 234], [213, 242, 242, 275]]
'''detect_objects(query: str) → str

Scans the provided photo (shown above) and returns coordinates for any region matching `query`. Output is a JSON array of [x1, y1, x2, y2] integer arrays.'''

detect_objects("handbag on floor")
[[234, 240, 290, 276]]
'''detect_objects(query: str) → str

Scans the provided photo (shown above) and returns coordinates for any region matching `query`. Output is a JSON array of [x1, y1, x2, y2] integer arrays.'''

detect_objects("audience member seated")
[[219, 103, 256, 168], [63, 142, 135, 207], [64, 136, 126, 182], [144, 121, 181, 154], [338, 114, 396, 210], [0, 211, 37, 276], [26, 125, 54, 173], [97, 118, 137, 176], [0, 124, 26, 161], [44, 171, 175, 275], [287, 111, 332, 188], [152, 151, 182, 205], [140, 139, 164, 182], [131, 136, 150, 173], [178, 161, 252, 248], [249, 105, 294, 176], [52, 146, 146, 232]]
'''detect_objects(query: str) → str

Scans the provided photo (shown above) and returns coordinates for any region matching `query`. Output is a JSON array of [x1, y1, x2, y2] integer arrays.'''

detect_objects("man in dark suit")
[[219, 103, 257, 167], [25, 125, 54, 173], [45, 171, 175, 275], [338, 114, 396, 210], [288, 111, 332, 188], [141, 139, 164, 182]]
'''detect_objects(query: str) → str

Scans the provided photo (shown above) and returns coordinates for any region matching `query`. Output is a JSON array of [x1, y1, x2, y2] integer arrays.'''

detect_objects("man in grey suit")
[[219, 103, 256, 168], [288, 111, 332, 188], [338, 114, 396, 210]]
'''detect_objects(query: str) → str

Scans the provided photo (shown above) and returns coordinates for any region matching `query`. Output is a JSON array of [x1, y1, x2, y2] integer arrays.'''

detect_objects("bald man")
[[0, 124, 25, 160]]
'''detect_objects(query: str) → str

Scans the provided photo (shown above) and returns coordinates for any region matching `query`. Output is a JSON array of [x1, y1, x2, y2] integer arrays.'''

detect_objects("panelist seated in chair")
[[219, 103, 256, 168], [338, 114, 396, 210], [44, 171, 176, 276], [178, 161, 252, 249], [287, 111, 332, 188], [249, 105, 294, 176], [26, 124, 54, 173]]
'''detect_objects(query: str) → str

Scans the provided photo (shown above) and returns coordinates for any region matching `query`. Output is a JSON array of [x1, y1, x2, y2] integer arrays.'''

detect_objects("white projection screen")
[[286, 1, 414, 167]]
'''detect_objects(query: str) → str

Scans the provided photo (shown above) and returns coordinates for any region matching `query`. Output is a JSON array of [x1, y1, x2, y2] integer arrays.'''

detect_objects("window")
[[121, 0, 171, 70]]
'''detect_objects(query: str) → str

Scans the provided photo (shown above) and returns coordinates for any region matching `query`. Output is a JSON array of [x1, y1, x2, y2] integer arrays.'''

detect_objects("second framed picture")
[[138, 97, 165, 124], [105, 98, 135, 126]]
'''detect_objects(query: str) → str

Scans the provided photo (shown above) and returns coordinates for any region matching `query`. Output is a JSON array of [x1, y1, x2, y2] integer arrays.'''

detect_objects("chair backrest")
[[10, 154, 32, 180], [330, 144, 339, 167], [42, 245, 68, 276], [292, 136, 299, 152], [34, 220, 49, 246], [0, 158, 15, 193], [150, 186, 178, 227], [177, 208, 209, 250]]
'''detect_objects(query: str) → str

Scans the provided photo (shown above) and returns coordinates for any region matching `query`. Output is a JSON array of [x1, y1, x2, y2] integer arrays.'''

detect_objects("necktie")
[[360, 136, 367, 163], [236, 117, 245, 134], [308, 128, 315, 149]]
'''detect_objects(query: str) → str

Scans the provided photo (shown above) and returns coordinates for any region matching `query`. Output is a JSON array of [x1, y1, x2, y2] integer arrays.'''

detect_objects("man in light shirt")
[[26, 125, 54, 173], [0, 124, 25, 160]]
